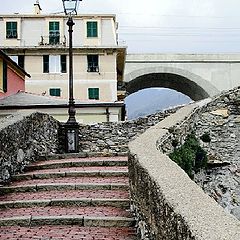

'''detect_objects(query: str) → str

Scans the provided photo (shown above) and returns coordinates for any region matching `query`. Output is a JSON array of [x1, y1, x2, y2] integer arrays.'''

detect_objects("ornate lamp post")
[[62, 0, 81, 153]]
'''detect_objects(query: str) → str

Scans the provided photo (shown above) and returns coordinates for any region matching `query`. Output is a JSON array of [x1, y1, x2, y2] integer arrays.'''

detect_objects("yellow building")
[[0, 2, 126, 123]]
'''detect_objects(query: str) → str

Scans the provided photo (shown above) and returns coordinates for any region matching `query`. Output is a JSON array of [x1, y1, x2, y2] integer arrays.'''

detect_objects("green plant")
[[169, 132, 208, 178]]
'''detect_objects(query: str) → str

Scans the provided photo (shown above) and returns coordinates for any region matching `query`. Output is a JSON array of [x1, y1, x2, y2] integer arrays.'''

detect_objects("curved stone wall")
[[0, 112, 60, 184], [128, 88, 240, 239]]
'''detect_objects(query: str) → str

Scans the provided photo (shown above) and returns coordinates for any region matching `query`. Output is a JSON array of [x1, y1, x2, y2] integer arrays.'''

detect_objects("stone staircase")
[[0, 156, 137, 240]]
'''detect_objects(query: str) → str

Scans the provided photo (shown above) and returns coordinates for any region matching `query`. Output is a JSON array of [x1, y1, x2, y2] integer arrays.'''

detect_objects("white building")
[[0, 1, 126, 123]]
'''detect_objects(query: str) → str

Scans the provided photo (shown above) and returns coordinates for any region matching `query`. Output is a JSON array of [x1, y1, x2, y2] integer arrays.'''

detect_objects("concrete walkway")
[[0, 156, 137, 240]]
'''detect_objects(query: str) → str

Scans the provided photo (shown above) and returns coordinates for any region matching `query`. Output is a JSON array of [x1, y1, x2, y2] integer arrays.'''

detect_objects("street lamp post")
[[62, 0, 81, 153]]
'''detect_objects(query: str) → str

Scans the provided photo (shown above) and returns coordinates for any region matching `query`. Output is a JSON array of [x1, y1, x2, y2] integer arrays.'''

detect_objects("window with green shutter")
[[6, 22, 17, 38], [87, 55, 99, 72], [88, 88, 99, 100], [49, 22, 60, 44], [49, 88, 61, 96], [87, 21, 98, 37]]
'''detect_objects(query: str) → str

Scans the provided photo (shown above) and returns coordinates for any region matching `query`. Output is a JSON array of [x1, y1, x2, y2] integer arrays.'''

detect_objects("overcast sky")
[[1, 0, 240, 53]]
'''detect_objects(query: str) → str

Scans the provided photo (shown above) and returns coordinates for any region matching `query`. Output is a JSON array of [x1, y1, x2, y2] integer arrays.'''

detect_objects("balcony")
[[39, 35, 66, 46]]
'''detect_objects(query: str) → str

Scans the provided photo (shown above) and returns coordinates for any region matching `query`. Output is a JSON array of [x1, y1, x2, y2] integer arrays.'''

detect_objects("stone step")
[[0, 215, 136, 228], [0, 205, 132, 219], [0, 226, 137, 240], [0, 155, 137, 238], [26, 157, 128, 171], [7, 175, 129, 187], [0, 183, 129, 194], [0, 198, 130, 209], [0, 189, 129, 201], [12, 169, 129, 181], [38, 153, 128, 161]]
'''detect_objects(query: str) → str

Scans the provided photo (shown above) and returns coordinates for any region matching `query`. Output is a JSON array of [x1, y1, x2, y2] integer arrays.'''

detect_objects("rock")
[[210, 109, 229, 118], [231, 207, 240, 220]]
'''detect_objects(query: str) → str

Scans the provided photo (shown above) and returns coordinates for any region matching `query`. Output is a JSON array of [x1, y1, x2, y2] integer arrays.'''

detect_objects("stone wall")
[[157, 87, 240, 220], [79, 108, 178, 154], [0, 112, 60, 184], [128, 88, 240, 239], [193, 87, 240, 219]]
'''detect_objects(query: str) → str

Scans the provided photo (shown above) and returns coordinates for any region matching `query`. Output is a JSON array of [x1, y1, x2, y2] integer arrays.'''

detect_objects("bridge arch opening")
[[126, 72, 210, 101], [125, 87, 192, 119]]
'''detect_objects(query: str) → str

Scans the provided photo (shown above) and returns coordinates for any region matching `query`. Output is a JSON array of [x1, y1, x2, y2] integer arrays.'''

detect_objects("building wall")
[[0, 14, 122, 102], [0, 61, 25, 98], [24, 53, 117, 101], [0, 15, 117, 47]]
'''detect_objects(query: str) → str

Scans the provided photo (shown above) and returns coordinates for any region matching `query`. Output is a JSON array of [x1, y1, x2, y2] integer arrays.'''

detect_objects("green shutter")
[[6, 22, 17, 38], [88, 88, 99, 100], [3, 61, 7, 92], [43, 55, 49, 73], [61, 55, 67, 73], [50, 88, 61, 96], [87, 22, 98, 37], [49, 22, 60, 44], [18, 55, 25, 69]]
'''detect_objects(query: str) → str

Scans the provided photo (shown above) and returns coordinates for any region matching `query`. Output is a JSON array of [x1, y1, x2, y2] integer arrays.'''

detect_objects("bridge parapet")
[[124, 54, 240, 99], [128, 87, 240, 239]]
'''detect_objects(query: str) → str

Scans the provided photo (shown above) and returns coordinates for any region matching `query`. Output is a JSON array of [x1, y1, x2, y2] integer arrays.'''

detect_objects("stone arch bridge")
[[122, 54, 240, 100]]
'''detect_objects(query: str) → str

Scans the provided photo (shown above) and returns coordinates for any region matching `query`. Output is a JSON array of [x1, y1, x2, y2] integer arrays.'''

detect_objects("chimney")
[[34, 0, 42, 15]]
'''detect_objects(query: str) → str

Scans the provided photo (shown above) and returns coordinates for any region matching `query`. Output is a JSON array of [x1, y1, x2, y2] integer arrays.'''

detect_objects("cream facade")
[[0, 7, 126, 104]]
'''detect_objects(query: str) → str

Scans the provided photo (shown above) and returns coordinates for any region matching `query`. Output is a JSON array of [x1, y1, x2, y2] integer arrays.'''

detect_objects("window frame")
[[6, 21, 17, 39], [49, 21, 60, 45], [43, 55, 66, 73], [88, 88, 99, 100], [87, 55, 99, 72], [49, 88, 61, 97], [87, 21, 98, 38]]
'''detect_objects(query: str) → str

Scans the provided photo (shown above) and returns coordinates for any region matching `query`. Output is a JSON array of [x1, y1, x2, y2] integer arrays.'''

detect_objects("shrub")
[[169, 133, 208, 178]]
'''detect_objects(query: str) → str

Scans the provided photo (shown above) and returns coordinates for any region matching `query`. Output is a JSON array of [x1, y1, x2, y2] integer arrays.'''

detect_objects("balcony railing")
[[6, 30, 18, 39], [39, 35, 66, 46]]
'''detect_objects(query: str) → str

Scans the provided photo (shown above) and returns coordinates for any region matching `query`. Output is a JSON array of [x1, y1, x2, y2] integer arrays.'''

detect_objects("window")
[[88, 88, 99, 100], [87, 55, 99, 72], [10, 55, 25, 69], [49, 55, 60, 73], [43, 55, 67, 73], [6, 22, 17, 39], [87, 21, 98, 37], [49, 88, 61, 96], [49, 21, 60, 44], [0, 59, 7, 92]]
